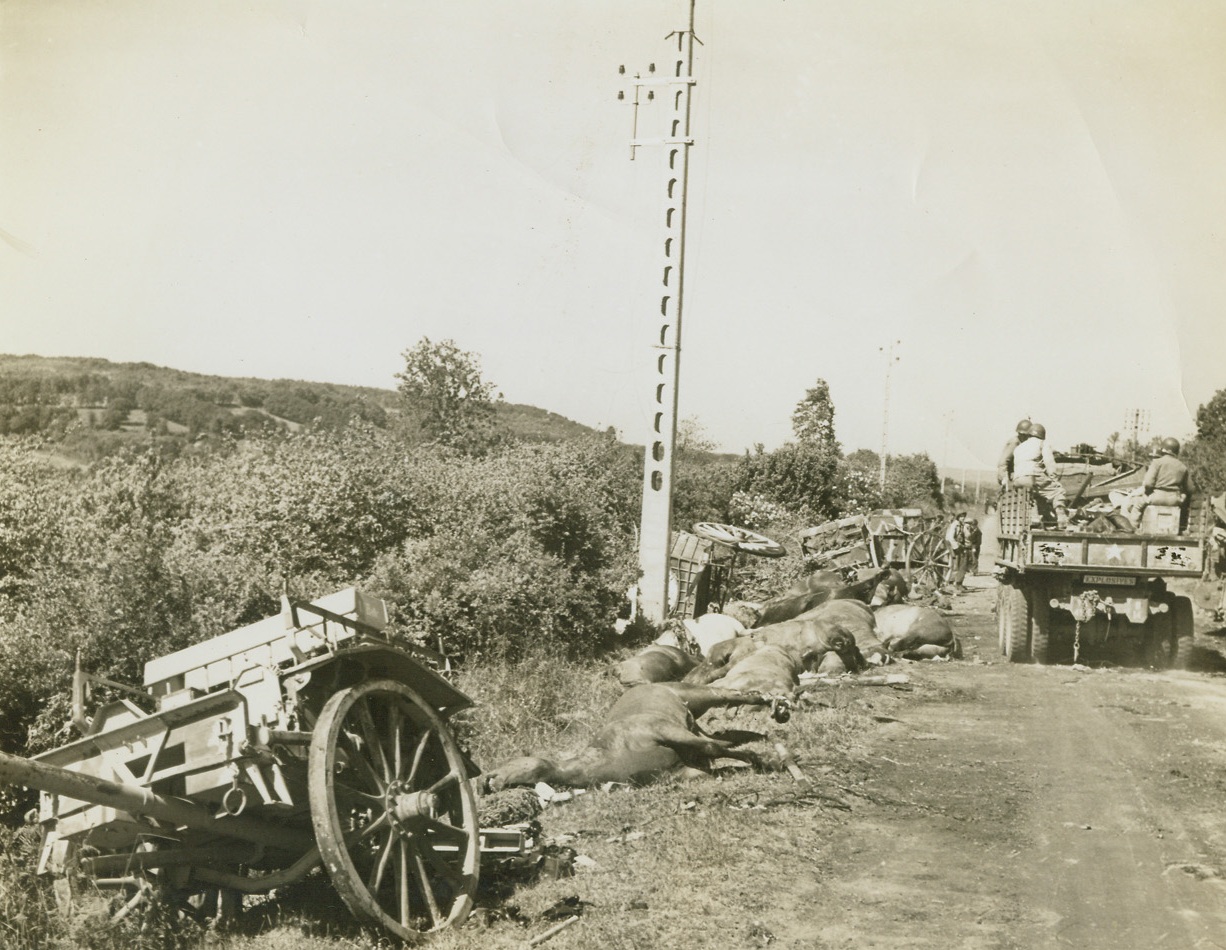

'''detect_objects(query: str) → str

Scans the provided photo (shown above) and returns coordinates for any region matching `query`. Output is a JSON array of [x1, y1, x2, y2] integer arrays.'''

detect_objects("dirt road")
[[794, 578, 1226, 949]]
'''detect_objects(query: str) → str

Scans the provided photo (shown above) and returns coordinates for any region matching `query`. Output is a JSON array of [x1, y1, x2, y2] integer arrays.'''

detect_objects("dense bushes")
[[368, 436, 640, 661], [0, 428, 641, 756]]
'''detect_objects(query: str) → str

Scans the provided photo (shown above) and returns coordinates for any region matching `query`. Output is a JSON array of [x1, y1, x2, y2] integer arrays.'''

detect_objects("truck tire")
[[1002, 581, 1031, 663], [996, 584, 1008, 656], [1029, 589, 1051, 665], [1171, 595, 1195, 670]]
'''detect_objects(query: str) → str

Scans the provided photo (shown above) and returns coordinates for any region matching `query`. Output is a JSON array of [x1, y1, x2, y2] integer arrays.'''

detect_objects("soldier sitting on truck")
[[1122, 437, 1191, 530], [996, 419, 1032, 488], [1009, 422, 1070, 529]]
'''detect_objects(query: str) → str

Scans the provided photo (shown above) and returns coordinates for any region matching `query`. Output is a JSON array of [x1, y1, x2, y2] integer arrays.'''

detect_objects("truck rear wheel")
[[1029, 591, 1051, 665], [1171, 596, 1195, 670], [996, 584, 1008, 655], [1002, 581, 1031, 663], [1145, 596, 1195, 670]]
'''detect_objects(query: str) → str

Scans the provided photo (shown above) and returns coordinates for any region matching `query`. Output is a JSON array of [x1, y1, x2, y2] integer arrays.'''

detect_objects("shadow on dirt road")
[[786, 575, 1226, 950]]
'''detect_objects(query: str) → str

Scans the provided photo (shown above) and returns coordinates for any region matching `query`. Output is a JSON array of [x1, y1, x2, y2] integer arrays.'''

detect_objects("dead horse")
[[483, 682, 779, 790]]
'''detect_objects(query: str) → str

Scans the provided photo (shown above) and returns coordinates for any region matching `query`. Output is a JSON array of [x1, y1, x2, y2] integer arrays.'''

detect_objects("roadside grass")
[[450, 649, 625, 771], [0, 654, 888, 950]]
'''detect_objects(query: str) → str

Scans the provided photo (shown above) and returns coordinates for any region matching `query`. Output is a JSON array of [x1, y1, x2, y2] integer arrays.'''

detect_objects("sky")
[[2, 0, 1225, 471]]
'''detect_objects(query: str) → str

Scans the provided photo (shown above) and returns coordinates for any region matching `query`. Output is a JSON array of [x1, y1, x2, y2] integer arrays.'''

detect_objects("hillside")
[[0, 353, 600, 450]]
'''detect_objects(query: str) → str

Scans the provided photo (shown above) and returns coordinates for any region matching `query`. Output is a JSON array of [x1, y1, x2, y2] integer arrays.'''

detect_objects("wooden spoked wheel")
[[905, 526, 951, 591], [309, 680, 479, 941], [692, 523, 787, 558]]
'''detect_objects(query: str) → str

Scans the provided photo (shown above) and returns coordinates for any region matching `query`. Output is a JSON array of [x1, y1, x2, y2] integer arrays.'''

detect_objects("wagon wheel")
[[309, 679, 479, 942], [692, 522, 787, 558], [905, 526, 951, 591]]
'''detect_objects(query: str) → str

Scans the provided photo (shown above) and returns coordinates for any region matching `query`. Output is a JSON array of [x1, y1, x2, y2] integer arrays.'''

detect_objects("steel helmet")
[[1161, 437, 1181, 456], [1029, 422, 1046, 439], [1015, 419, 1032, 435]]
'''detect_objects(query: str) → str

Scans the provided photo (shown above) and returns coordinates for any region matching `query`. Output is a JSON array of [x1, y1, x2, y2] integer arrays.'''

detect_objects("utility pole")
[[621, 1, 701, 624], [1123, 408, 1150, 462], [878, 340, 900, 493], [941, 410, 953, 500]]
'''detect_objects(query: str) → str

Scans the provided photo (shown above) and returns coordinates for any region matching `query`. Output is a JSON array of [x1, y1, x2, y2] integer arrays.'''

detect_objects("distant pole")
[[1124, 407, 1151, 461], [941, 411, 953, 501], [623, 0, 701, 624], [878, 340, 900, 493]]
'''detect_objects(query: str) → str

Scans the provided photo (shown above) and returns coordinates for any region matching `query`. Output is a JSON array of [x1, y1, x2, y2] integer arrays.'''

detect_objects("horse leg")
[[661, 682, 790, 722], [652, 721, 768, 771]]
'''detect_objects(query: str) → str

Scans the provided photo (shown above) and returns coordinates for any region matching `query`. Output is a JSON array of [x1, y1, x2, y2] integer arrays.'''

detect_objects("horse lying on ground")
[[706, 643, 804, 696], [875, 604, 961, 659], [482, 682, 781, 790], [756, 567, 890, 626], [684, 616, 863, 686], [784, 567, 909, 607], [869, 569, 910, 606], [793, 599, 890, 668], [615, 643, 701, 686], [680, 611, 749, 657]]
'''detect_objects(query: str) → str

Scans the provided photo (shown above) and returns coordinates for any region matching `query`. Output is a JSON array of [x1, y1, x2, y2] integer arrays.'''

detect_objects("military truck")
[[994, 454, 1207, 667]]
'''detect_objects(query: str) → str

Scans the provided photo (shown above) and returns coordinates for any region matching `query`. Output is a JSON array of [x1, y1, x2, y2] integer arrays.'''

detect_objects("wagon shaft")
[[0, 750, 313, 853]]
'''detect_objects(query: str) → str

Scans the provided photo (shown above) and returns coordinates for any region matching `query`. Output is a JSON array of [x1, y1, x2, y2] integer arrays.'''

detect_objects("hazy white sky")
[[3, 0, 1224, 469]]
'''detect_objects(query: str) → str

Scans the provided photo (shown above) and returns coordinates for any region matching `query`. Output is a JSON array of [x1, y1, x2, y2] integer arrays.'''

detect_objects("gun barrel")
[[0, 750, 313, 854]]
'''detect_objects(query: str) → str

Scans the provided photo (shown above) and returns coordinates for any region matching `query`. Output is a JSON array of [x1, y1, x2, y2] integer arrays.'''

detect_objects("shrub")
[[367, 437, 639, 662]]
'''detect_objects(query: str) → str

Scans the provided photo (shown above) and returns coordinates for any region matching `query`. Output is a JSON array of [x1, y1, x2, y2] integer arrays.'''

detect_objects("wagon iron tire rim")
[[692, 523, 787, 558], [308, 679, 479, 941], [906, 526, 951, 593]]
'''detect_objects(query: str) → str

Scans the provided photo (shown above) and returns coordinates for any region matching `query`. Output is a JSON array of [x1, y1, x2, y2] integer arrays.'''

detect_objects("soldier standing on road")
[[1009, 422, 1070, 528], [944, 511, 970, 588], [964, 516, 983, 576]]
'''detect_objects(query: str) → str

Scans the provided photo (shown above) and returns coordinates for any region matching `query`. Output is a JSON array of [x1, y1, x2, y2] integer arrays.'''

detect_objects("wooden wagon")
[[0, 588, 529, 941], [799, 509, 949, 590]]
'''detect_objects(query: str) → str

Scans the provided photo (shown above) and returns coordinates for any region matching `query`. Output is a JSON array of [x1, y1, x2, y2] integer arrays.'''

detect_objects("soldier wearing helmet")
[[1009, 421, 1070, 528], [996, 418, 1033, 489], [1124, 436, 1191, 529]]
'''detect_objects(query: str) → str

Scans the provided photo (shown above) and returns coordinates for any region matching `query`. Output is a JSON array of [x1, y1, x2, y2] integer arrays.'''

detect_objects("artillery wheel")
[[309, 679, 479, 942], [692, 523, 787, 558], [906, 526, 951, 592]]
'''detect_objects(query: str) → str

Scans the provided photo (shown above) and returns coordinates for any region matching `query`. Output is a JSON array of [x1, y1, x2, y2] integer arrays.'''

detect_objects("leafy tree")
[[1195, 389, 1226, 443], [395, 338, 502, 452], [883, 452, 943, 512], [791, 379, 839, 452], [834, 449, 885, 513], [1186, 387, 1226, 495], [673, 458, 738, 529], [675, 416, 718, 459], [671, 416, 736, 527], [734, 441, 841, 521], [0, 442, 70, 601]]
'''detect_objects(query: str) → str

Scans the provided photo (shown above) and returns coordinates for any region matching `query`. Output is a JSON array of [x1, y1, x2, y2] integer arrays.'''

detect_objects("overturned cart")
[[0, 589, 522, 941]]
